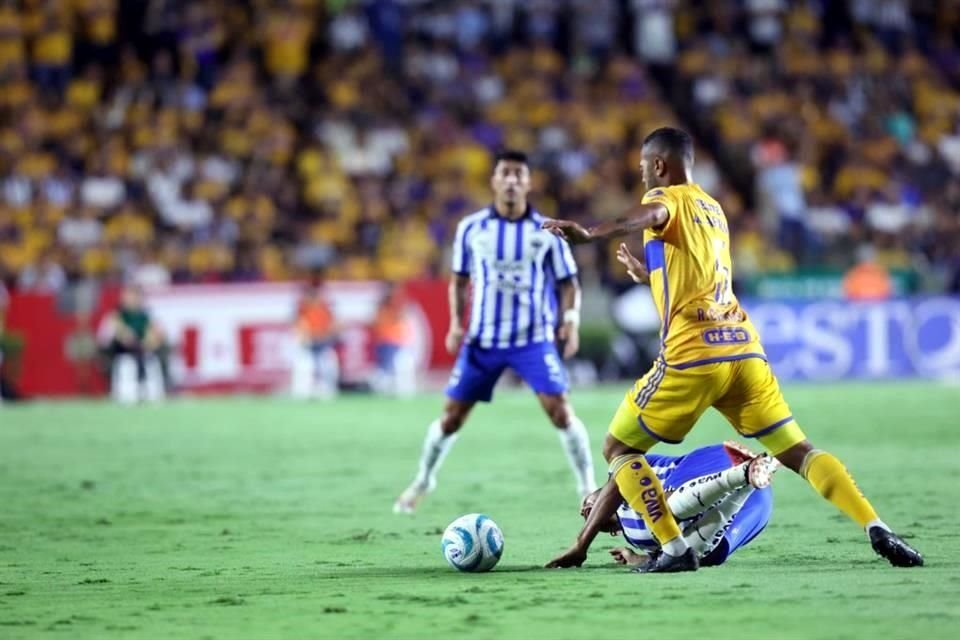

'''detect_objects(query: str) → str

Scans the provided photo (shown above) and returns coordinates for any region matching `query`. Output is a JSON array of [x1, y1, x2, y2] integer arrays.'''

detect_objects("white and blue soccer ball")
[[441, 514, 503, 572]]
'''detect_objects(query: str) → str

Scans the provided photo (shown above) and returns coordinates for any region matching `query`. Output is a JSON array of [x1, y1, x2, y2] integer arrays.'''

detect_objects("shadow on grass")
[[314, 564, 620, 580]]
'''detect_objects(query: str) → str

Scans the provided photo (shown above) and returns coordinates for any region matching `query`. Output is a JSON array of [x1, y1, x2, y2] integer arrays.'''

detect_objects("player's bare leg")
[[393, 398, 474, 514], [775, 439, 923, 567], [537, 393, 597, 498]]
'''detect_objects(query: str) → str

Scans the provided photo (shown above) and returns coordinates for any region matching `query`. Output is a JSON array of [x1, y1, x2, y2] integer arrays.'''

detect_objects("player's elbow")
[[558, 276, 580, 294], [649, 205, 669, 229]]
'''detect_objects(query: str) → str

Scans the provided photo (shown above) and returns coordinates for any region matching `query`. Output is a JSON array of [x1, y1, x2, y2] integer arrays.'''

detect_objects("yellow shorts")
[[608, 356, 806, 455]]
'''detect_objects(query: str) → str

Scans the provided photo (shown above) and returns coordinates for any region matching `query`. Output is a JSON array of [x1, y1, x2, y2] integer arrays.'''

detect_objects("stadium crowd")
[[0, 0, 958, 295]]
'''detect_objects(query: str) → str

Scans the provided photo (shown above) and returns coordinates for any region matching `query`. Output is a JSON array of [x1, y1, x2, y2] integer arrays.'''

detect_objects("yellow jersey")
[[640, 183, 764, 367]]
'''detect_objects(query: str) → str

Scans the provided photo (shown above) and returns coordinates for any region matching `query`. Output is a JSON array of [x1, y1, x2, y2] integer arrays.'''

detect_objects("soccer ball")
[[441, 514, 504, 572]]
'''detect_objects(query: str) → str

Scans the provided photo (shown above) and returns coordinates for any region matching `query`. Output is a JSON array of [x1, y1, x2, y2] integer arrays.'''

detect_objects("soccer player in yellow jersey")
[[543, 127, 923, 572]]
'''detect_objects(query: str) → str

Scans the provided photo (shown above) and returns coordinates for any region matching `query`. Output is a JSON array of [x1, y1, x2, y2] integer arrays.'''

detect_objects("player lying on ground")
[[543, 127, 923, 572], [394, 150, 597, 514], [579, 441, 779, 570]]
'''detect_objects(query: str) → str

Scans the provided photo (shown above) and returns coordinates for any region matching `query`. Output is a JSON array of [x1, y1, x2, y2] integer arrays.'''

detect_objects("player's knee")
[[774, 439, 814, 474], [547, 403, 571, 429], [537, 394, 571, 429], [440, 403, 470, 434], [602, 433, 632, 463], [439, 413, 464, 434]]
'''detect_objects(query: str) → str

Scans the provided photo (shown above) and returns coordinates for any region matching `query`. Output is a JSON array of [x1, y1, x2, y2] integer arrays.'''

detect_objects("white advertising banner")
[[145, 282, 433, 392]]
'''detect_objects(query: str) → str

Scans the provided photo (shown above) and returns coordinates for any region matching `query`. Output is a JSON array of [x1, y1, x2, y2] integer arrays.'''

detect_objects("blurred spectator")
[[129, 247, 171, 289], [98, 283, 165, 403], [291, 282, 339, 399], [370, 284, 415, 397], [753, 130, 808, 264], [745, 0, 786, 52], [843, 260, 893, 300], [0, 0, 955, 294], [261, 0, 313, 88], [938, 119, 960, 175], [80, 168, 125, 211], [58, 207, 103, 250], [632, 0, 677, 64], [329, 7, 368, 53], [31, 4, 73, 94], [17, 251, 66, 293]]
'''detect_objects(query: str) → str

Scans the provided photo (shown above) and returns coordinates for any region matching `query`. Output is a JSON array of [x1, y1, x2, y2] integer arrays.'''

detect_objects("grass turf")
[[0, 382, 958, 639]]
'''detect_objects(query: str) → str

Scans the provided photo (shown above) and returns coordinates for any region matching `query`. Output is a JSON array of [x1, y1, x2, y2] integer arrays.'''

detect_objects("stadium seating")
[[0, 1, 956, 293]]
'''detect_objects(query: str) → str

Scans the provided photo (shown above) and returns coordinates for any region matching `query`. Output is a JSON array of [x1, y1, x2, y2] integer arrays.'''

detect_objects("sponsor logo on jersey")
[[702, 327, 751, 345]]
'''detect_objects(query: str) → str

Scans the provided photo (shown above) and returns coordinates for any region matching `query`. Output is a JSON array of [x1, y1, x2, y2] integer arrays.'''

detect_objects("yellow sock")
[[611, 454, 683, 545], [802, 450, 878, 528]]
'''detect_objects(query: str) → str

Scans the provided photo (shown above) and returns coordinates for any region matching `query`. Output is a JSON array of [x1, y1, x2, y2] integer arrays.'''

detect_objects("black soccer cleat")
[[869, 527, 924, 567], [633, 547, 699, 574]]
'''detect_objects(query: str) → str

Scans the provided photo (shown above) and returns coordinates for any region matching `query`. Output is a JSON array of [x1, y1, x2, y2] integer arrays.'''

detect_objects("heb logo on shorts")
[[702, 327, 751, 346]]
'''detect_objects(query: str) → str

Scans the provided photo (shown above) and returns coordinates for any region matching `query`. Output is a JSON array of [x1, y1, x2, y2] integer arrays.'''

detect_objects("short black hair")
[[494, 149, 528, 166], [642, 127, 694, 164]]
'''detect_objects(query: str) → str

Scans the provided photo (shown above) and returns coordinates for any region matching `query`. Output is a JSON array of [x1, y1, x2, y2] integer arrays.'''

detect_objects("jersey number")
[[544, 353, 564, 383], [712, 239, 732, 305]]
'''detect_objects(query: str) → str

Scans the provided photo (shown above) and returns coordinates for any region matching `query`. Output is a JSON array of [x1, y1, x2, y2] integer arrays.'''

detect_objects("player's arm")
[[293, 307, 310, 344], [446, 273, 470, 354], [144, 316, 163, 350], [556, 276, 580, 359], [96, 311, 119, 346], [447, 216, 475, 354], [541, 203, 669, 245], [545, 478, 623, 568]]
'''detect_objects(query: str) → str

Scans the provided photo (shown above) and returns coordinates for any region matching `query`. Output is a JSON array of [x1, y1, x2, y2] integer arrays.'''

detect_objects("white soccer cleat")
[[745, 454, 780, 489], [723, 440, 759, 466], [392, 479, 434, 514]]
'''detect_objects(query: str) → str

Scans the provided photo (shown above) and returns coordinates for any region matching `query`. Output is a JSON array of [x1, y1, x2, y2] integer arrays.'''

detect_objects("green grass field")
[[1, 382, 958, 639]]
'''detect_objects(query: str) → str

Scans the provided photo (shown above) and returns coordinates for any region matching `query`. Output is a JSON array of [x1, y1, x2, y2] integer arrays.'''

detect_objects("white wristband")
[[563, 309, 581, 327]]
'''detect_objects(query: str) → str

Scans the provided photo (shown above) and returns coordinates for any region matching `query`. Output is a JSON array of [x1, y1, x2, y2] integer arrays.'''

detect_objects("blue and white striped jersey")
[[452, 206, 578, 349]]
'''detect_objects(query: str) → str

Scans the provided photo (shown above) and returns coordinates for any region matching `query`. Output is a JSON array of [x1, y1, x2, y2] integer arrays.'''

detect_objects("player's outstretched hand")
[[545, 544, 587, 569], [609, 547, 648, 567], [542, 220, 592, 244], [616, 242, 649, 284]]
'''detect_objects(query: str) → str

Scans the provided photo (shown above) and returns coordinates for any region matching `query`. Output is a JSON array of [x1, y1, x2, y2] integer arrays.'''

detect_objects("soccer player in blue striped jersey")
[[581, 442, 778, 570], [394, 150, 597, 513]]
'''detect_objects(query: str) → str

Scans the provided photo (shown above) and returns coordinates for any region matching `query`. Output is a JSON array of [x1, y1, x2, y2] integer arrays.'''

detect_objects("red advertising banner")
[[4, 280, 453, 397]]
